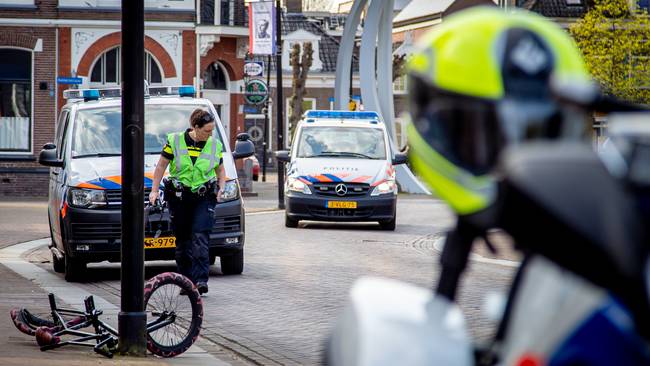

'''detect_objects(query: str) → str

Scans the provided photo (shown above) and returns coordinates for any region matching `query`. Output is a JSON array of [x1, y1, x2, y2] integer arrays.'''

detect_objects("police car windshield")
[[296, 126, 386, 159], [71, 104, 223, 158]]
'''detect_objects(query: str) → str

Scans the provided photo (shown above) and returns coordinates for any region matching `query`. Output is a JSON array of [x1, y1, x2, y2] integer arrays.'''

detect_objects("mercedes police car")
[[38, 86, 254, 281], [276, 110, 407, 230]]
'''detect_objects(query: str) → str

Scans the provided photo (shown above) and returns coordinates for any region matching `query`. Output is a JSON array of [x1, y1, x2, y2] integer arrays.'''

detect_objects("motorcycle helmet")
[[406, 7, 592, 215]]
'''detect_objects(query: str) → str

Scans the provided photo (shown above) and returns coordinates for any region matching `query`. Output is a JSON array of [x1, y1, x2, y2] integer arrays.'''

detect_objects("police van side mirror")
[[275, 150, 290, 163], [38, 143, 63, 168], [392, 153, 408, 165], [232, 133, 255, 159]]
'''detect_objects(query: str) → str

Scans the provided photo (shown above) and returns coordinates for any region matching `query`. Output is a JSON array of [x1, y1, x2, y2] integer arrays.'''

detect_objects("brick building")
[[0, 0, 196, 197], [197, 0, 249, 153]]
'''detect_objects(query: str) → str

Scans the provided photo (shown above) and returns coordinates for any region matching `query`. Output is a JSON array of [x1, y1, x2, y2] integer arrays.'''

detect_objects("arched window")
[[203, 62, 229, 90], [0, 48, 32, 152], [89, 47, 163, 86]]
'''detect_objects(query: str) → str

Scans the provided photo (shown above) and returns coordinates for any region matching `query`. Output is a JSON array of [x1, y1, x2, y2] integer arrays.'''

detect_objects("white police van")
[[276, 110, 407, 230], [38, 86, 255, 281]]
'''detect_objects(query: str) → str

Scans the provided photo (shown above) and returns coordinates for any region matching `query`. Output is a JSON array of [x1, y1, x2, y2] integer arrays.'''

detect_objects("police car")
[[38, 86, 255, 281], [276, 110, 407, 230]]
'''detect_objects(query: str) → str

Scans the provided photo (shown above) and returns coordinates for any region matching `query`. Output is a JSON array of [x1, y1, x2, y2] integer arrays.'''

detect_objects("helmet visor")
[[411, 92, 504, 177]]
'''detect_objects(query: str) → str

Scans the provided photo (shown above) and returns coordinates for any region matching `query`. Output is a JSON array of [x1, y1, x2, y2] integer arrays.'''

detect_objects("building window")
[[0, 49, 32, 153], [0, 0, 35, 7], [89, 48, 163, 86], [565, 0, 582, 5], [203, 62, 229, 90], [286, 97, 316, 147], [639, 0, 650, 12], [220, 0, 234, 26], [393, 74, 407, 94]]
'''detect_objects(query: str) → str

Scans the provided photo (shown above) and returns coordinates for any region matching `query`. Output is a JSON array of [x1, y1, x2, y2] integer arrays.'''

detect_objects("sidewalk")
[[0, 181, 282, 365]]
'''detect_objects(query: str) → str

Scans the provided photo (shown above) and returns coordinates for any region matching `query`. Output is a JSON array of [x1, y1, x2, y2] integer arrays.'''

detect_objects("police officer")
[[149, 109, 225, 295]]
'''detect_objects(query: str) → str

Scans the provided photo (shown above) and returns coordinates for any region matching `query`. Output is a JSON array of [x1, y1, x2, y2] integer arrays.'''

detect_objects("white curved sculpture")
[[334, 0, 430, 194]]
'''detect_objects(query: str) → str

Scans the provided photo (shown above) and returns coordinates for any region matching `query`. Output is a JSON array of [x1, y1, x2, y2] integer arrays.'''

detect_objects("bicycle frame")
[[40, 293, 180, 358]]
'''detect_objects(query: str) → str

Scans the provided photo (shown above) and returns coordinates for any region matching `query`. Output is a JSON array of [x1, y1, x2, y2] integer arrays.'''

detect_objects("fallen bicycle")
[[10, 272, 203, 358]]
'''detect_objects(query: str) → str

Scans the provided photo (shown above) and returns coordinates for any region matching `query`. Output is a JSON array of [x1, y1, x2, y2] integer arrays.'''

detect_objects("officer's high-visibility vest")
[[167, 132, 223, 192]]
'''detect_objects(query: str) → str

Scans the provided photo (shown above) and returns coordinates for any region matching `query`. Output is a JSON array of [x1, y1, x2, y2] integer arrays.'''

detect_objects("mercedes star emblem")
[[335, 184, 348, 196]]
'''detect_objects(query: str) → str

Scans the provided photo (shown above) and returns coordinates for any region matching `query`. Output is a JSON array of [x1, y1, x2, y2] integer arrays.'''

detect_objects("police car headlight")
[[220, 180, 240, 202], [68, 188, 107, 208], [370, 180, 397, 196], [287, 177, 311, 195]]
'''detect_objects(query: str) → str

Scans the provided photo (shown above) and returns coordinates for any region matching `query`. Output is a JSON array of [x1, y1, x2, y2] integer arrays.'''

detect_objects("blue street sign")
[[243, 105, 260, 114], [57, 77, 82, 85]]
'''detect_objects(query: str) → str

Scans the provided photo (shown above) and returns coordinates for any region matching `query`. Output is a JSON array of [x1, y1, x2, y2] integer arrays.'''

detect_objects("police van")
[[38, 86, 255, 281], [276, 110, 407, 230]]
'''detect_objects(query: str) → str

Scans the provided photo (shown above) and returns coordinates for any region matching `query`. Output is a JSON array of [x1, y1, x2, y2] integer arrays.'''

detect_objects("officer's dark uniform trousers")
[[168, 191, 215, 285]]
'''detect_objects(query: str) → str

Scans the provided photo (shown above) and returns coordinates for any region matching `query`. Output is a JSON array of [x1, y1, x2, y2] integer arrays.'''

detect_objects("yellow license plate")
[[327, 201, 357, 209], [144, 236, 176, 249]]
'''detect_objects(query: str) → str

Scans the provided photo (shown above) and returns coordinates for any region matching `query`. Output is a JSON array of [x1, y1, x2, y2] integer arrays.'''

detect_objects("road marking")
[[433, 237, 520, 268], [0, 239, 232, 366]]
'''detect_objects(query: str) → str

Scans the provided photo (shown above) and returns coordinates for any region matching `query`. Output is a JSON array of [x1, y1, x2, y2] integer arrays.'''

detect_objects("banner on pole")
[[248, 1, 275, 55]]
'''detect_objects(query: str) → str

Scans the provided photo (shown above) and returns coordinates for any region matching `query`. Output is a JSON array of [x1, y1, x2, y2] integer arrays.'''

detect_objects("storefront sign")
[[57, 77, 82, 85], [244, 61, 264, 77], [244, 79, 269, 105]]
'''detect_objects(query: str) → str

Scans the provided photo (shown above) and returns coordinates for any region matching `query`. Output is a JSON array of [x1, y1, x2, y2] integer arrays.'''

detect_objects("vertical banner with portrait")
[[248, 1, 275, 55]]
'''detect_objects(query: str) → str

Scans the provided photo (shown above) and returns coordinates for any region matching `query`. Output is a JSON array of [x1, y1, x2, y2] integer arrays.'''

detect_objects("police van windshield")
[[296, 126, 386, 159], [71, 104, 223, 158]]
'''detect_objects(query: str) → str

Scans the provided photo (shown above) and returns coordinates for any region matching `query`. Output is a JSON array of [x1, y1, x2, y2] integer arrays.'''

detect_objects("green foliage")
[[570, 0, 650, 103]]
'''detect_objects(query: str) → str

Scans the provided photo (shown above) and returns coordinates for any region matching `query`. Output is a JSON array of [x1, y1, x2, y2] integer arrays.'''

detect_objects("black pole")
[[119, 0, 147, 356], [349, 55, 353, 110], [275, 0, 285, 209], [263, 54, 271, 183]]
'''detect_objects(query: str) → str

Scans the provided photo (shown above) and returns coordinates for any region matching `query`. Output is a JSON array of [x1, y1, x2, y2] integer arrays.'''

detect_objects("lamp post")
[[118, 0, 147, 356], [276, 0, 285, 209]]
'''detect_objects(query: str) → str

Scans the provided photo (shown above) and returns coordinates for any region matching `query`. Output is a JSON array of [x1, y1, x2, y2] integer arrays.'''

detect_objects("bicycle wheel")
[[144, 272, 203, 357]]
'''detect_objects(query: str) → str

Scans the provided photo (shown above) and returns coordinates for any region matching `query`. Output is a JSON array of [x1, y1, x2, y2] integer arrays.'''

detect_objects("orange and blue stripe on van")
[[74, 173, 156, 190]]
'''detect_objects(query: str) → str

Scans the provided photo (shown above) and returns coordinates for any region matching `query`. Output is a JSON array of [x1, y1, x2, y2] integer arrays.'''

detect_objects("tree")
[[288, 42, 313, 141], [570, 0, 650, 103]]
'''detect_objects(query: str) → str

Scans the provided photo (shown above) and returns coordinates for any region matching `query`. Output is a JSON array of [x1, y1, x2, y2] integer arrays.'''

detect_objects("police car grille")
[[71, 223, 122, 240], [105, 188, 152, 208], [309, 207, 373, 218], [313, 183, 370, 197], [213, 215, 241, 233]]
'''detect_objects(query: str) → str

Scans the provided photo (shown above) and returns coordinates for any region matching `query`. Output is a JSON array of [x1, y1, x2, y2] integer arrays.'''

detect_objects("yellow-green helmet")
[[406, 7, 591, 215]]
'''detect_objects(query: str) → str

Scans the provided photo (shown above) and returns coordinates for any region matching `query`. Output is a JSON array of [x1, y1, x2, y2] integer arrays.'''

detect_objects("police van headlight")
[[68, 188, 107, 208], [371, 180, 397, 196], [286, 177, 311, 194], [220, 180, 240, 202]]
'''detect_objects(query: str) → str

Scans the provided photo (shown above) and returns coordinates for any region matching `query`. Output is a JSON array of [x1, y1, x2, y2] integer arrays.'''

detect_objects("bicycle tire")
[[10, 308, 85, 336], [144, 272, 203, 357]]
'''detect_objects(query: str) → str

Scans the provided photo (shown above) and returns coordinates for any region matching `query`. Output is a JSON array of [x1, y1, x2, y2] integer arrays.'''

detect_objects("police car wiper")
[[72, 153, 121, 158], [317, 151, 375, 159]]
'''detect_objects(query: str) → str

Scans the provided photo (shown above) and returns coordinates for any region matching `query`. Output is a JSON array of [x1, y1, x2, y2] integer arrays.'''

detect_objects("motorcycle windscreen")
[[326, 277, 473, 366]]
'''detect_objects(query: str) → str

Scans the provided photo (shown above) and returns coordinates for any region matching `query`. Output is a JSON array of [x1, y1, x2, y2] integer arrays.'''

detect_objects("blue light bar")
[[83, 89, 100, 101], [178, 86, 195, 97], [304, 110, 380, 120]]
